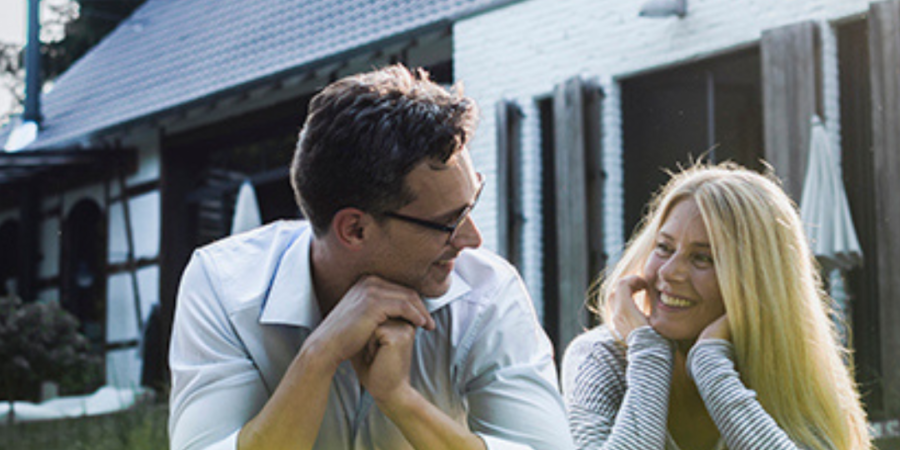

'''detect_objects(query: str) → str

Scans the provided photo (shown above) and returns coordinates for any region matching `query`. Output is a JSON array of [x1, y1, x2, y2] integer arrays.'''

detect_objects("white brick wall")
[[456, 0, 872, 317]]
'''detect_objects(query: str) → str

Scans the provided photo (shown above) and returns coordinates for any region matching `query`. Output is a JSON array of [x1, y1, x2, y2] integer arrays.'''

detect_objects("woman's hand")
[[609, 275, 650, 341], [698, 314, 731, 342]]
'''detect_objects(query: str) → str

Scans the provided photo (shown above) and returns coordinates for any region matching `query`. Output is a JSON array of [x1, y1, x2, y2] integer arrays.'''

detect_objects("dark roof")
[[1, 0, 514, 150], [0, 146, 135, 186]]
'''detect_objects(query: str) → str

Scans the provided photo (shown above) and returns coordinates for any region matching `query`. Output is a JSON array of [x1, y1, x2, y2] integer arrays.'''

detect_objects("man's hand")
[[239, 276, 434, 450], [609, 275, 650, 341], [305, 275, 435, 370], [351, 321, 487, 450], [351, 319, 417, 406]]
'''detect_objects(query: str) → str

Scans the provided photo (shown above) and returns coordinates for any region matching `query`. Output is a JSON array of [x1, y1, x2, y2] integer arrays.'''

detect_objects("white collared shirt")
[[169, 220, 574, 450]]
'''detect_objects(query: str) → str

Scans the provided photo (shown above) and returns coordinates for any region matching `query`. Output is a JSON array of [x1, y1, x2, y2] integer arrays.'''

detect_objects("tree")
[[1, 0, 146, 125], [44, 0, 146, 80], [0, 291, 99, 424]]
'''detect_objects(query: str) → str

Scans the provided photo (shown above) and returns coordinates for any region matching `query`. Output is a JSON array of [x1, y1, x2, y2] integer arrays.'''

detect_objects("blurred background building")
[[0, 0, 897, 431]]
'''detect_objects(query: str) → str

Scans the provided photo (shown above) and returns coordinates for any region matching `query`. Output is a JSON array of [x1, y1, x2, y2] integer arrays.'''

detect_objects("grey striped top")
[[561, 326, 805, 450]]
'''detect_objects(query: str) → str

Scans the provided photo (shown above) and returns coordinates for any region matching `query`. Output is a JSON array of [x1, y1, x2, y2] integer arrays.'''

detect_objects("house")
[[1, 0, 898, 430], [0, 0, 517, 392], [452, 0, 900, 426]]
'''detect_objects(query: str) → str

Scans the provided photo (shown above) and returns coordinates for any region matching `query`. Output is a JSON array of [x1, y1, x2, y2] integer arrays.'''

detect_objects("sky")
[[0, 0, 73, 127], [1, 0, 27, 45], [1, 0, 28, 127]]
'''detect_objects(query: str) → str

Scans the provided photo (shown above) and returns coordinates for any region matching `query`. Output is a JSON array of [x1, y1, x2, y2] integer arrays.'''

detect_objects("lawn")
[[1, 404, 898, 450], [0, 402, 168, 450]]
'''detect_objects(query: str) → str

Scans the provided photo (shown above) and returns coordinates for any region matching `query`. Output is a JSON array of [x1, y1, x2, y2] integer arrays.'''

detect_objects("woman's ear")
[[330, 208, 370, 250]]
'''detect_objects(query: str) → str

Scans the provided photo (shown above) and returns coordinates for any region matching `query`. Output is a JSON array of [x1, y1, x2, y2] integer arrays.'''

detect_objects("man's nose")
[[450, 215, 482, 250]]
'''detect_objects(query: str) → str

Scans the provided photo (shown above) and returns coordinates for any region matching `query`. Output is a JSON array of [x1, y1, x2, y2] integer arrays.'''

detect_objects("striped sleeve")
[[563, 326, 674, 450], [687, 339, 802, 450]]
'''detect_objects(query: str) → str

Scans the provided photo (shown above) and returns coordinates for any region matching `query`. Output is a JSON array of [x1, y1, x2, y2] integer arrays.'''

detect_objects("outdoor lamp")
[[639, 0, 687, 18]]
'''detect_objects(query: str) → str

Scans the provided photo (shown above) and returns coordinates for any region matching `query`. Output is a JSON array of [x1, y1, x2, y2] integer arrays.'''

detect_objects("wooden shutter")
[[551, 77, 604, 350], [584, 83, 605, 288], [496, 100, 525, 269], [869, 0, 900, 408], [761, 21, 821, 200]]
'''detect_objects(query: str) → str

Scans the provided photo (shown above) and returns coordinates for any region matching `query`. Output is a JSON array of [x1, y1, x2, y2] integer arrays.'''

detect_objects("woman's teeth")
[[660, 293, 692, 308]]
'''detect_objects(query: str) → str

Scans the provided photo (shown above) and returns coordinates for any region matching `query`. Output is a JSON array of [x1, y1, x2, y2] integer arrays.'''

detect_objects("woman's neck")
[[667, 349, 721, 450]]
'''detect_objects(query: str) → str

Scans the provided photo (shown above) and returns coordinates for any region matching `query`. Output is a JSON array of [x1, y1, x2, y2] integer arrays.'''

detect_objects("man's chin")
[[418, 275, 453, 299]]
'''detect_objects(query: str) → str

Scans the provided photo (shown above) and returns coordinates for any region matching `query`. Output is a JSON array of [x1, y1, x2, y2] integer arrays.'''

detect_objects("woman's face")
[[643, 198, 725, 344]]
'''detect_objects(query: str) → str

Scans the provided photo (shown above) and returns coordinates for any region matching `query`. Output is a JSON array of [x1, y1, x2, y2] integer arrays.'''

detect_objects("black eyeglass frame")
[[383, 174, 485, 243]]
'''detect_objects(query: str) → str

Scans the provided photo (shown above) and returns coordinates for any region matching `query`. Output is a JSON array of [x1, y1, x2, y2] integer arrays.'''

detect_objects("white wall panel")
[[38, 217, 60, 279], [106, 264, 159, 344], [455, 0, 872, 320], [108, 191, 160, 263], [106, 347, 142, 388]]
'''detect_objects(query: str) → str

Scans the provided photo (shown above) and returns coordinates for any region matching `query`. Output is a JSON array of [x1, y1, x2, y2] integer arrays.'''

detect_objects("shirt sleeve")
[[564, 326, 673, 450], [457, 275, 576, 450], [168, 251, 269, 450], [687, 339, 802, 450]]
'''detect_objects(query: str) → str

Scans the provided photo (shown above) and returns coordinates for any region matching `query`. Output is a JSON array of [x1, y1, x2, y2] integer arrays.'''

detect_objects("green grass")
[[0, 402, 896, 450], [0, 402, 167, 450]]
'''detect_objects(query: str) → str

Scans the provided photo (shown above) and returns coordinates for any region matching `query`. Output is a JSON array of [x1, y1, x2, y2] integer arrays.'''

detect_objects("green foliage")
[[42, 0, 147, 80], [1, 0, 147, 124], [0, 294, 100, 407], [0, 401, 168, 450]]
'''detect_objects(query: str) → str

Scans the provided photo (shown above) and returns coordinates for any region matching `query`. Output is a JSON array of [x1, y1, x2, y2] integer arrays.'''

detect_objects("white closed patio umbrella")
[[231, 179, 263, 235], [799, 116, 863, 271]]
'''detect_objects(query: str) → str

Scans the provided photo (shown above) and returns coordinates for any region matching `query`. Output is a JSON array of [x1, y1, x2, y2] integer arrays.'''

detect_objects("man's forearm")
[[377, 387, 487, 450], [238, 342, 338, 450]]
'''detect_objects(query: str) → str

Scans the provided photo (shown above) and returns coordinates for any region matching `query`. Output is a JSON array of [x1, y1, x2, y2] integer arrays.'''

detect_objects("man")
[[168, 65, 574, 450]]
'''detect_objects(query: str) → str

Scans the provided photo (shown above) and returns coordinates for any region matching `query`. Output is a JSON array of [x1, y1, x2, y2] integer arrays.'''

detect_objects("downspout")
[[23, 0, 42, 126], [16, 0, 43, 302], [5, 0, 41, 151]]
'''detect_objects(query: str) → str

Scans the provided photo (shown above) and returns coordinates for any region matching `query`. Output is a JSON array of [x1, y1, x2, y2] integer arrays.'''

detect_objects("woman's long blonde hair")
[[596, 162, 870, 450]]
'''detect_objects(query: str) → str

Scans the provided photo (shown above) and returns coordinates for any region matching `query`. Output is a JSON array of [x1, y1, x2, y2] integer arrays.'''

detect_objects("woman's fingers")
[[610, 275, 650, 340]]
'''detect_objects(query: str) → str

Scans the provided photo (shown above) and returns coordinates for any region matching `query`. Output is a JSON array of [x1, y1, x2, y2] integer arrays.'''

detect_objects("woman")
[[562, 163, 871, 450]]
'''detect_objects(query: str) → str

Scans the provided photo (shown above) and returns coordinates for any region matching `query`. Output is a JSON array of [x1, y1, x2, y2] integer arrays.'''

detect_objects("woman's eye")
[[655, 242, 673, 255], [694, 253, 714, 265]]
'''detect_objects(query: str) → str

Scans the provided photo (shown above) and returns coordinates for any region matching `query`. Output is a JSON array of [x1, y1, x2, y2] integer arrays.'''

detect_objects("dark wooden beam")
[[869, 0, 900, 414], [761, 21, 821, 201]]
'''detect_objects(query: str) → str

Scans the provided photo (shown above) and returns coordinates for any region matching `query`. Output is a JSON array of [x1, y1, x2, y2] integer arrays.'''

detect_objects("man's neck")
[[309, 238, 355, 318]]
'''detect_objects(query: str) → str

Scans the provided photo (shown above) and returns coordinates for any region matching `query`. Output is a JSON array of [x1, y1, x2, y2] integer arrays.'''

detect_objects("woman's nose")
[[658, 253, 688, 282]]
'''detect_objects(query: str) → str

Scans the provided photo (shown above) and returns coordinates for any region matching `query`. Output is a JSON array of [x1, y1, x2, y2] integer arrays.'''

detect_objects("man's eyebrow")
[[431, 177, 483, 222], [432, 204, 470, 224]]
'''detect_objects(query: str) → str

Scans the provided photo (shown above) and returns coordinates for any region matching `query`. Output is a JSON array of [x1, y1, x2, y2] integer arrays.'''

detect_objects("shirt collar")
[[423, 271, 471, 313], [260, 226, 321, 327], [259, 224, 473, 327]]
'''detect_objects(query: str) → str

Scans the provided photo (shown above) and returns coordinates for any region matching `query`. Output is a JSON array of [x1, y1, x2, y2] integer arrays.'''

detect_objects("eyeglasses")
[[384, 174, 485, 244]]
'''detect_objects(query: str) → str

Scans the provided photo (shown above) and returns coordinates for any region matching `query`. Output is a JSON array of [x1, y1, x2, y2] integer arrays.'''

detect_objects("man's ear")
[[330, 208, 371, 249]]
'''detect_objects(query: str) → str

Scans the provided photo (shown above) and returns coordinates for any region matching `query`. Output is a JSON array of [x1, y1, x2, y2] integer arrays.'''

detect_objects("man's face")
[[367, 149, 483, 298]]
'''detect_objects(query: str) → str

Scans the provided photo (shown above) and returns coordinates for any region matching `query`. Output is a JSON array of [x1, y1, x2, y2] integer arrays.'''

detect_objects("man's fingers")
[[392, 295, 434, 330], [361, 276, 434, 330], [362, 320, 417, 363], [377, 319, 417, 339]]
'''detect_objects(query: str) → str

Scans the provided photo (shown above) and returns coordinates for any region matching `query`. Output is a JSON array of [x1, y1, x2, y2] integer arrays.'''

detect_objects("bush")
[[0, 294, 101, 423]]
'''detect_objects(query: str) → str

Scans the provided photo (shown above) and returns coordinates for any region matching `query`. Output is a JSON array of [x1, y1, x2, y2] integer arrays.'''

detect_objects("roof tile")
[[4, 0, 511, 150]]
